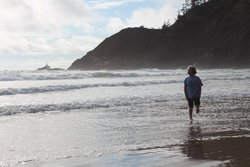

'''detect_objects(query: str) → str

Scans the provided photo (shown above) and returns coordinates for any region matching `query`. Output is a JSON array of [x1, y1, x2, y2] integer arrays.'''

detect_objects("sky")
[[0, 0, 184, 70]]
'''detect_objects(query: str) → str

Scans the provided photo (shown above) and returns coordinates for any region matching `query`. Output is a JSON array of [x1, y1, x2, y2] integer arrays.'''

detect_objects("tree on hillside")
[[191, 0, 196, 8], [162, 20, 171, 30], [180, 0, 209, 15], [180, 0, 191, 15]]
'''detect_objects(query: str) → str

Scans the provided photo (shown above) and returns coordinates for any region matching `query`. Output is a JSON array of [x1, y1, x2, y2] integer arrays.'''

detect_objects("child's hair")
[[187, 66, 197, 75]]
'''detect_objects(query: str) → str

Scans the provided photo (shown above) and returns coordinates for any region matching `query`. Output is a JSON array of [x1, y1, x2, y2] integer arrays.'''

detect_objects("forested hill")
[[68, 0, 250, 70]]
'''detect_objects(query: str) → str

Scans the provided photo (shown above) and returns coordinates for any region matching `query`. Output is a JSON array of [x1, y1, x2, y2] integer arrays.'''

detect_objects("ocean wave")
[[0, 69, 249, 81], [0, 94, 249, 116], [0, 70, 184, 81], [0, 96, 174, 116], [205, 76, 250, 81], [0, 80, 182, 96]]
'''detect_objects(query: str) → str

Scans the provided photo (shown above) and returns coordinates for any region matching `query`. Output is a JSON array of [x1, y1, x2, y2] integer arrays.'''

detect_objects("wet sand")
[[16, 96, 250, 167], [25, 135, 250, 167], [25, 155, 223, 167], [181, 130, 250, 167], [23, 134, 250, 167]]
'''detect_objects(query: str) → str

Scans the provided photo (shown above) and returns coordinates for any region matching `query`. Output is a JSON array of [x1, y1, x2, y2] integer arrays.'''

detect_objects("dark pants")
[[187, 98, 200, 108]]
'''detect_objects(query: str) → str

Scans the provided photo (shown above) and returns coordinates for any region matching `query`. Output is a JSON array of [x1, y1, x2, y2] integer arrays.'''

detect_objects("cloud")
[[0, 33, 102, 55], [104, 18, 127, 34], [89, 0, 144, 9], [53, 35, 102, 55], [0, 34, 102, 70], [0, 0, 102, 56], [0, 0, 92, 34], [104, 0, 182, 34], [126, 3, 178, 28]]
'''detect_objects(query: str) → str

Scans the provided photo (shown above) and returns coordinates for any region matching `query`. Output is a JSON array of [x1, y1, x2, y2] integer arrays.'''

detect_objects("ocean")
[[0, 69, 249, 167]]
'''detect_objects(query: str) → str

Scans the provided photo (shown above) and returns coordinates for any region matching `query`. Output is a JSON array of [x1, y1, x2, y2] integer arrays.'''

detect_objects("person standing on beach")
[[184, 66, 203, 121]]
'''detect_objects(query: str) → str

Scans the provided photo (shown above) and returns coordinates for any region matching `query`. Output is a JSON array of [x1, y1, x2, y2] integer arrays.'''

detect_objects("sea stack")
[[37, 64, 51, 70], [37, 64, 64, 71]]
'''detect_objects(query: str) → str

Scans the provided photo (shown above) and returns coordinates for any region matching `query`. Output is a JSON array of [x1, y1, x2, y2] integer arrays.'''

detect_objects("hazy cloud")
[[89, 0, 144, 9], [104, 17, 127, 34], [103, 1, 181, 34], [0, 0, 100, 56], [127, 3, 178, 28], [0, 33, 101, 55], [0, 0, 91, 33]]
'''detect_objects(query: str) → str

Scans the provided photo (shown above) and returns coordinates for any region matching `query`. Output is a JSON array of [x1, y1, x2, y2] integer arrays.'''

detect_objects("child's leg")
[[189, 107, 193, 120], [194, 98, 201, 113], [188, 99, 194, 120], [196, 105, 200, 113]]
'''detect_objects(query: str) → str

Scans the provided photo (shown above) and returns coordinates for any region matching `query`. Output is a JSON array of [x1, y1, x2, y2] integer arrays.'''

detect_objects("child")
[[184, 66, 203, 121]]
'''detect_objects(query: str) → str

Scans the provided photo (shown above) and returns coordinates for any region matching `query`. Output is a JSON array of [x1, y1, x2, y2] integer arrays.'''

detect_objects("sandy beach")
[[24, 132, 250, 167], [19, 96, 250, 167]]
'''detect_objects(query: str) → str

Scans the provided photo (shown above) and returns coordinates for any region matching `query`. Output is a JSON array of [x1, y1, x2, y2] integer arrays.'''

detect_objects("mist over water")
[[0, 69, 249, 167]]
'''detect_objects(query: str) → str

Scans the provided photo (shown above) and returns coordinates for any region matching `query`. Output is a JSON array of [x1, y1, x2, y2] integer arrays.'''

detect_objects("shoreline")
[[23, 132, 250, 167], [23, 150, 226, 167]]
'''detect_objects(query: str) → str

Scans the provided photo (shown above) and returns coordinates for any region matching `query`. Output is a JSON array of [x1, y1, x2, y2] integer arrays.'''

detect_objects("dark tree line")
[[161, 0, 209, 30]]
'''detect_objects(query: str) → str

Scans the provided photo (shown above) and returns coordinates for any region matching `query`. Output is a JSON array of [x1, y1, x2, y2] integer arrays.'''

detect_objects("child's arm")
[[197, 86, 202, 98], [184, 84, 188, 99], [194, 78, 203, 98], [197, 78, 203, 97]]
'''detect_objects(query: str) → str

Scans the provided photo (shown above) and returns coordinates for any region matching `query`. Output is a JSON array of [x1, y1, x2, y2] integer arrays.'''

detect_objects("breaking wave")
[[0, 80, 182, 96], [0, 70, 184, 81], [0, 95, 174, 116], [0, 69, 249, 81], [206, 76, 250, 81]]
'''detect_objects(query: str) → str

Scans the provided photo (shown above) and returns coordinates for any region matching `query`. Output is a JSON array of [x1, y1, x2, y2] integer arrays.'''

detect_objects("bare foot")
[[190, 119, 193, 123]]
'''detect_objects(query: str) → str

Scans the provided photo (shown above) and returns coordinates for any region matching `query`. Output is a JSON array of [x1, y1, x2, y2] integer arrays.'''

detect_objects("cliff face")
[[69, 0, 250, 70]]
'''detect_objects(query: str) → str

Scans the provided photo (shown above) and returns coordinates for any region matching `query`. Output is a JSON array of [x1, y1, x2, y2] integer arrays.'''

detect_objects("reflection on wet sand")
[[182, 123, 250, 167], [185, 124, 204, 159]]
